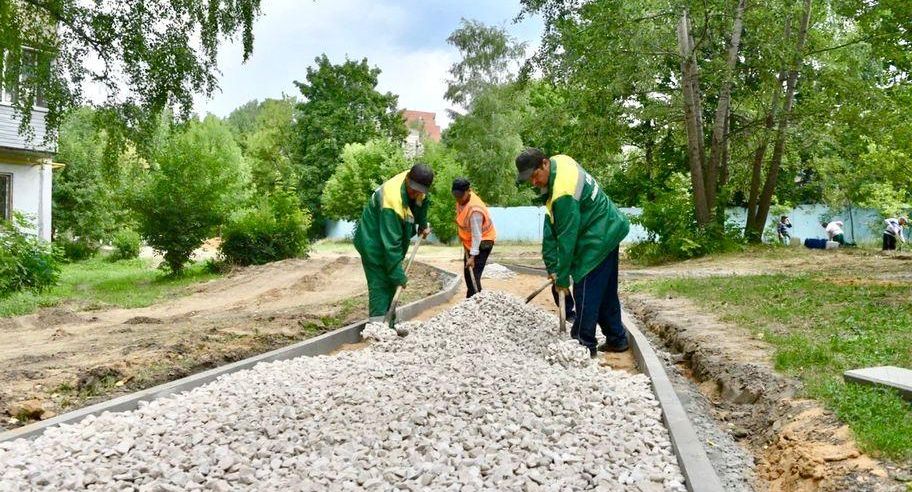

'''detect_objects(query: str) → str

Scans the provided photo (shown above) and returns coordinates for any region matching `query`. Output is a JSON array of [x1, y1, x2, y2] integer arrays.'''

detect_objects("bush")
[[220, 190, 312, 266], [0, 214, 60, 295], [58, 236, 99, 261], [110, 229, 141, 261], [627, 173, 744, 264], [133, 116, 248, 274]]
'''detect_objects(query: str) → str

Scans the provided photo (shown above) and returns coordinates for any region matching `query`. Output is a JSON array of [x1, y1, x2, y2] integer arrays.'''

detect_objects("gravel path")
[[0, 291, 684, 491]]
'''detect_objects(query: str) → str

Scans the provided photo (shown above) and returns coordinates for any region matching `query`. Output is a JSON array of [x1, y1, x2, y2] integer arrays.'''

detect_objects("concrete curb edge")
[[0, 263, 462, 443], [503, 263, 724, 492]]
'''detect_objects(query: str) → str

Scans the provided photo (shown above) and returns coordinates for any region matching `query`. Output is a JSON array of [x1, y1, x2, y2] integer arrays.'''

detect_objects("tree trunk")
[[719, 108, 731, 188], [750, 0, 813, 240], [744, 78, 783, 238], [706, 0, 746, 215], [677, 10, 710, 226]]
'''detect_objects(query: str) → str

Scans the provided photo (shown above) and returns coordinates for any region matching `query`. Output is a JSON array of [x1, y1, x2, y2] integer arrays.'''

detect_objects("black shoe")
[[589, 347, 598, 359], [598, 340, 629, 353]]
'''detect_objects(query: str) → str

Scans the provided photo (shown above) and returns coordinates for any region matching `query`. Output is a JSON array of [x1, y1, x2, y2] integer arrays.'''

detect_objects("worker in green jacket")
[[516, 148, 630, 357], [353, 163, 434, 321]]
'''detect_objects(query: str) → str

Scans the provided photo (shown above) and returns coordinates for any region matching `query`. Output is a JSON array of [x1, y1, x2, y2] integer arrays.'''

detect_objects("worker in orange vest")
[[452, 178, 497, 298]]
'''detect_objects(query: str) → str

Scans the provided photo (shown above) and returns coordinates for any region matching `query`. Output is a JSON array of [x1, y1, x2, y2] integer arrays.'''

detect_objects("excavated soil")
[[624, 292, 899, 492], [0, 256, 443, 430]]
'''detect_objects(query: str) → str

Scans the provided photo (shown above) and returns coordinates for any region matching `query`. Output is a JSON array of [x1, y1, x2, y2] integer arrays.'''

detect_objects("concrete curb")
[[503, 263, 724, 492], [0, 263, 462, 443]]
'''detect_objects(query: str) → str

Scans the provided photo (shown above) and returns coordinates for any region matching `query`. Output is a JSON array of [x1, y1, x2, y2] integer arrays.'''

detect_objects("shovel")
[[467, 255, 481, 295], [384, 235, 424, 336], [524, 278, 554, 304]]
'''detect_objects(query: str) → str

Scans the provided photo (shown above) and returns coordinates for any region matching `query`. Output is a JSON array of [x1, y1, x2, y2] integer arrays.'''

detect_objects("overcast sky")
[[195, 0, 543, 128]]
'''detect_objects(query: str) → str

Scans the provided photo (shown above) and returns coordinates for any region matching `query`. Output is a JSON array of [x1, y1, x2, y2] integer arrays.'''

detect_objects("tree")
[[0, 0, 263, 149], [292, 55, 406, 236], [421, 142, 465, 244], [53, 108, 115, 244], [443, 84, 526, 206], [445, 19, 527, 108], [133, 116, 248, 274], [321, 139, 407, 222], [227, 97, 298, 194]]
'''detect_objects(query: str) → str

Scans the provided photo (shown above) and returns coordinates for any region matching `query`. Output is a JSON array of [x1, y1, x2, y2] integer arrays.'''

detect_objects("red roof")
[[402, 110, 441, 142]]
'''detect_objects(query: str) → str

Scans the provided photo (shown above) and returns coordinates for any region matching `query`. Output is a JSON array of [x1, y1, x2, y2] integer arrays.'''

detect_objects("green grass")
[[633, 274, 912, 459], [0, 257, 220, 318]]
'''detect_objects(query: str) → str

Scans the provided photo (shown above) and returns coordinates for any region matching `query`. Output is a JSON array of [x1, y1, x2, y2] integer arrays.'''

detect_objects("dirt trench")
[[624, 292, 901, 492]]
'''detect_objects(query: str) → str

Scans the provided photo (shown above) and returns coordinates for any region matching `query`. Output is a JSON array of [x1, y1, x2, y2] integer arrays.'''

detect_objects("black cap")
[[516, 147, 547, 183], [407, 163, 434, 194], [452, 177, 470, 196]]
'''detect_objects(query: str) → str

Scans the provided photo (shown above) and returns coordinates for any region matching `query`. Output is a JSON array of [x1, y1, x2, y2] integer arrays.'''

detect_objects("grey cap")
[[515, 148, 547, 184], [407, 163, 434, 194]]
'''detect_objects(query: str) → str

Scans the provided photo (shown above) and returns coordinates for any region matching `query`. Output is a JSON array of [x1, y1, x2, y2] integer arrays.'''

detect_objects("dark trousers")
[[551, 285, 576, 320], [883, 233, 897, 251], [464, 244, 493, 298], [569, 247, 627, 349]]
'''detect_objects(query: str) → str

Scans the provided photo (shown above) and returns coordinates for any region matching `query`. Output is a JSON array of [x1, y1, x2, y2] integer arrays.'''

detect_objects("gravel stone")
[[480, 263, 517, 280], [0, 291, 684, 491]]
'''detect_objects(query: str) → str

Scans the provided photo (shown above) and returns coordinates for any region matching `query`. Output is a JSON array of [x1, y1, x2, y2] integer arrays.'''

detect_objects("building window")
[[0, 173, 11, 222], [0, 48, 47, 108]]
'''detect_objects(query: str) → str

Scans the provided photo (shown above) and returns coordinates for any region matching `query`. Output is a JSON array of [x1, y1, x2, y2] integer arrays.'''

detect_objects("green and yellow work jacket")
[[353, 171, 429, 286], [540, 155, 629, 288]]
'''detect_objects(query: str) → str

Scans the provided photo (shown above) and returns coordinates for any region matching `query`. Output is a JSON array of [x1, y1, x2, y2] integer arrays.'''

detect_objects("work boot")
[[589, 346, 598, 359], [598, 340, 629, 353]]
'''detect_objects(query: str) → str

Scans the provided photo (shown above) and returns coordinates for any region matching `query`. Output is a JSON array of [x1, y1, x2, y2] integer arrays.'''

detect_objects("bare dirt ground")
[[622, 247, 912, 491], [0, 254, 444, 429]]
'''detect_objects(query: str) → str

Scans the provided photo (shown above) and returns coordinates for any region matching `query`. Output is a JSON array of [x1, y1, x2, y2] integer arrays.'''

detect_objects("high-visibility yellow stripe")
[[545, 155, 581, 222], [380, 171, 411, 220]]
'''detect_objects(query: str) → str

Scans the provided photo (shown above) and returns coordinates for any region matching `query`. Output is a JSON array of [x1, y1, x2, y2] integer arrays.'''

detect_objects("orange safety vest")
[[456, 192, 497, 251]]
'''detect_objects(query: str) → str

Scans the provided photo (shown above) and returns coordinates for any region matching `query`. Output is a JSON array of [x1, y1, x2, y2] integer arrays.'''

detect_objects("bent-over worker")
[[452, 178, 497, 298], [353, 163, 434, 321], [516, 148, 630, 357], [883, 217, 907, 251]]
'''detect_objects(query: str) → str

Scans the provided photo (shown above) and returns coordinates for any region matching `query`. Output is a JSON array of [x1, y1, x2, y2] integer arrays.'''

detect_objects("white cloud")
[[195, 0, 541, 129]]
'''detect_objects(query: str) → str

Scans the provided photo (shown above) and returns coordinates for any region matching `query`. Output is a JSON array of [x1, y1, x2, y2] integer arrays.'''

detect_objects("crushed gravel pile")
[[0, 291, 684, 491], [481, 263, 517, 280]]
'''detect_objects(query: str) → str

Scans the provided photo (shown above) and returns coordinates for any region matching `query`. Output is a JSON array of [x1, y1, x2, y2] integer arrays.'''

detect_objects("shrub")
[[58, 236, 99, 261], [110, 229, 141, 261], [421, 142, 465, 244], [0, 214, 60, 295], [220, 190, 312, 266], [133, 116, 248, 274], [627, 173, 744, 264]]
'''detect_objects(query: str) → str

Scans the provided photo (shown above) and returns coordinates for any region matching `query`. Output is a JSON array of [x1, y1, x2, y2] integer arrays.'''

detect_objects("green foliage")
[[133, 116, 248, 274], [421, 142, 466, 244], [628, 173, 743, 263], [110, 229, 141, 261], [293, 55, 407, 236], [226, 97, 299, 194], [58, 237, 99, 262], [321, 139, 407, 222], [445, 19, 527, 107], [0, 0, 263, 150], [0, 214, 60, 296], [220, 189, 312, 266], [443, 84, 525, 206]]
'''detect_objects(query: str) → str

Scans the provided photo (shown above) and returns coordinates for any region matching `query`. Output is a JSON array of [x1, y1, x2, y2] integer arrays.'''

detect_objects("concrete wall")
[[0, 104, 54, 154], [0, 161, 53, 240], [325, 204, 882, 245]]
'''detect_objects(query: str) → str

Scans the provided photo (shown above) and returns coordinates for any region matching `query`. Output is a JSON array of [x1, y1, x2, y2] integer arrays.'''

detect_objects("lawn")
[[635, 273, 912, 459], [0, 257, 219, 318]]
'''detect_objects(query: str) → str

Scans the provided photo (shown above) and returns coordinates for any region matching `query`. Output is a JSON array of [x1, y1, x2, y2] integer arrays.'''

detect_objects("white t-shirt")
[[825, 221, 844, 239], [885, 219, 905, 241]]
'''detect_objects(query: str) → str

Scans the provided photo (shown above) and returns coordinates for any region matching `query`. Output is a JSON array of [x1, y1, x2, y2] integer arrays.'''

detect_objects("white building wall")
[[0, 161, 53, 241]]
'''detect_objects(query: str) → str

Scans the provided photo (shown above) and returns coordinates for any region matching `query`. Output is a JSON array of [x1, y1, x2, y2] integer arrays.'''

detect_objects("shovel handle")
[[383, 235, 424, 326], [525, 278, 554, 304], [558, 290, 567, 333]]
